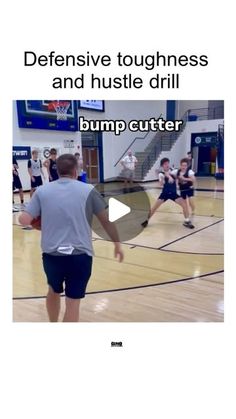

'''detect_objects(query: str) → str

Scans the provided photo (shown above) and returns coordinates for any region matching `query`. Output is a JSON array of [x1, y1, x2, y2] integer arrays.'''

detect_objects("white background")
[[0, 1, 235, 419]]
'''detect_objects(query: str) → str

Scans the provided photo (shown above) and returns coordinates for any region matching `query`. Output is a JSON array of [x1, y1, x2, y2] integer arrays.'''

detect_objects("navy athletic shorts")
[[158, 192, 181, 202], [42, 253, 93, 299], [49, 175, 59, 182], [180, 189, 194, 199], [13, 174, 22, 190], [31, 175, 43, 188]]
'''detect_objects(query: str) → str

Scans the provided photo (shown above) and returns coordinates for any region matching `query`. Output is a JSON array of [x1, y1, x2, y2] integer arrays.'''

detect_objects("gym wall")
[[13, 100, 166, 187]]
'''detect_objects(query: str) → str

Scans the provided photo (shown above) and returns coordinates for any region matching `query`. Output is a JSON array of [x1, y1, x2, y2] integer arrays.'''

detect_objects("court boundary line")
[[92, 218, 224, 254], [13, 269, 224, 300], [158, 219, 224, 250], [159, 249, 224, 256], [94, 237, 224, 256]]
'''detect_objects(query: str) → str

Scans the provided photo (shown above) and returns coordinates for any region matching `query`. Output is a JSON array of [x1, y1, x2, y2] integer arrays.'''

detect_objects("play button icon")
[[108, 198, 131, 222], [86, 181, 151, 242]]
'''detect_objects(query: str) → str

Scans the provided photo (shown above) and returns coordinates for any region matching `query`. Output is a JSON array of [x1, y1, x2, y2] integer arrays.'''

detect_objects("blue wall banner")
[[16, 100, 78, 131], [13, 146, 31, 160], [78, 100, 105, 112], [166, 100, 176, 120]]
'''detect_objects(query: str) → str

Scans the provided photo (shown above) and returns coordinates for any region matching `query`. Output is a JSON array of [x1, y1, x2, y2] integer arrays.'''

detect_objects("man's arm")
[[43, 159, 51, 180], [182, 170, 196, 185], [79, 159, 84, 171], [189, 171, 196, 187], [40, 160, 45, 180], [158, 173, 165, 187], [89, 189, 124, 262], [43, 159, 49, 168], [121, 157, 126, 169], [27, 160, 34, 181], [96, 210, 124, 262]]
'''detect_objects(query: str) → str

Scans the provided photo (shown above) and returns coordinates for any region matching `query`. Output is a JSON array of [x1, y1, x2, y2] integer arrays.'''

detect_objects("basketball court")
[[12, 99, 224, 322], [13, 177, 224, 322]]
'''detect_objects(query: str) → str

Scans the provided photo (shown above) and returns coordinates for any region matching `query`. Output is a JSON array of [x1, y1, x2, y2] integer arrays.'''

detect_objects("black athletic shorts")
[[49, 175, 59, 182], [42, 253, 93, 299], [31, 175, 43, 188], [180, 189, 194, 199], [13, 174, 22, 190], [158, 192, 180, 202]]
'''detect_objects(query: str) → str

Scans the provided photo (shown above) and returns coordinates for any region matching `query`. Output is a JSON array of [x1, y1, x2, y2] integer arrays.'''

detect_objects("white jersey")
[[158, 168, 178, 182], [28, 159, 42, 177], [122, 155, 138, 171], [178, 169, 195, 177]]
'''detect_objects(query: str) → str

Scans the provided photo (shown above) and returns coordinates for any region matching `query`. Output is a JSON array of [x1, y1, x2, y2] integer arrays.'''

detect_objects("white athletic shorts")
[[124, 168, 135, 179]]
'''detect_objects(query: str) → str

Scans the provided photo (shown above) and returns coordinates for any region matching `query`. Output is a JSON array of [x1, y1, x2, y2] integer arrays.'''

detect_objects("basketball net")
[[49, 101, 70, 120]]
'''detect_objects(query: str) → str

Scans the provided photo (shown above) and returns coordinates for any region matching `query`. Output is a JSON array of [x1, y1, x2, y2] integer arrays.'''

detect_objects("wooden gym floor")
[[13, 177, 224, 322]]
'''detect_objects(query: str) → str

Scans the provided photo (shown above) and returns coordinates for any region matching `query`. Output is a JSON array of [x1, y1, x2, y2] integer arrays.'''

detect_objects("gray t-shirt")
[[25, 178, 106, 256]]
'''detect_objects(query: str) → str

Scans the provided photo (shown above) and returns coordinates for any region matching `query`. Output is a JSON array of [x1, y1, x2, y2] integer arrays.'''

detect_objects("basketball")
[[31, 216, 41, 230]]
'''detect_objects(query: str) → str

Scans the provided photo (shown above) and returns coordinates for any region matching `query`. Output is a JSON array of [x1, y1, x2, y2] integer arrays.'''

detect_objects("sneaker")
[[183, 220, 195, 229], [13, 206, 19, 213], [141, 220, 149, 228]]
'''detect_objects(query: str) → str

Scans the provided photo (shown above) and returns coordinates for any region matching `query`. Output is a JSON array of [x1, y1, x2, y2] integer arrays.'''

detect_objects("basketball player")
[[141, 157, 195, 229], [177, 158, 196, 215], [187, 151, 193, 169], [19, 154, 124, 322], [28, 150, 44, 197], [43, 148, 59, 182], [121, 150, 138, 189], [12, 156, 24, 208], [75, 152, 84, 181]]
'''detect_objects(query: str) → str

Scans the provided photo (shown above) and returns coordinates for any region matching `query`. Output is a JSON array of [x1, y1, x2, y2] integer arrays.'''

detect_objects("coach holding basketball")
[[19, 154, 124, 322]]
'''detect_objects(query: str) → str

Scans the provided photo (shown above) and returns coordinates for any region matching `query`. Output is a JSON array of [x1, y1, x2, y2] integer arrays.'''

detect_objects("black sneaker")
[[183, 221, 195, 229], [141, 220, 149, 228]]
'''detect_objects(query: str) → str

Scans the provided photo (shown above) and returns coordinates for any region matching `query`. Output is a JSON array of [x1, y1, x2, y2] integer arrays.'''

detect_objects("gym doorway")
[[81, 132, 104, 183], [191, 132, 218, 176]]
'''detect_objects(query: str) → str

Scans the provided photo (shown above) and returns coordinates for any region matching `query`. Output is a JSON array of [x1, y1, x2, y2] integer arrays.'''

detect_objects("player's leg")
[[63, 254, 92, 322], [12, 182, 15, 205], [14, 175, 24, 204], [46, 286, 61, 322], [188, 196, 195, 214], [12, 185, 18, 212], [141, 199, 164, 227], [19, 188, 24, 204], [16, 177, 24, 204], [30, 187, 35, 198], [129, 170, 134, 188], [175, 197, 195, 228], [63, 298, 81, 322], [43, 253, 64, 321], [124, 169, 131, 191]]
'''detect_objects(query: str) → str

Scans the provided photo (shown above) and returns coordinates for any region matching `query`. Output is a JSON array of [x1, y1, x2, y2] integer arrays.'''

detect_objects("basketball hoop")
[[48, 101, 70, 120]]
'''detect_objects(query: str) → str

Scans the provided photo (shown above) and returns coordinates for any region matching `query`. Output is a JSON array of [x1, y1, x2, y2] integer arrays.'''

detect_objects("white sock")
[[185, 218, 189, 222]]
